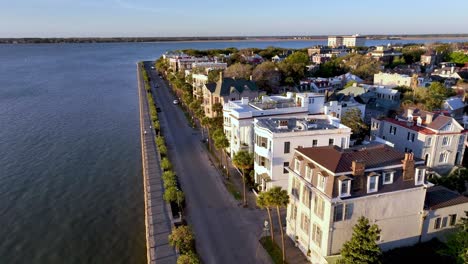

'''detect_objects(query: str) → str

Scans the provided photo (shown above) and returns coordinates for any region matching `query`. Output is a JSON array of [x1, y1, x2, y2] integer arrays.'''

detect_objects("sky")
[[1, 0, 468, 37]]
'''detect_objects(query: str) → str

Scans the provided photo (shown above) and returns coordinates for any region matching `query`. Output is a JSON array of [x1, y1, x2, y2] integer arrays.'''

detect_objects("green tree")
[[268, 187, 290, 263], [425, 82, 453, 110], [257, 191, 275, 242], [278, 51, 309, 83], [162, 171, 177, 188], [252, 61, 281, 92], [341, 54, 382, 80], [208, 69, 223, 83], [213, 129, 230, 178], [224, 63, 253, 79], [177, 251, 201, 264], [341, 109, 368, 142], [438, 211, 468, 264], [232, 150, 254, 206], [168, 226, 195, 254], [164, 186, 185, 209], [401, 45, 425, 64], [161, 157, 173, 171], [449, 51, 468, 65], [340, 216, 382, 264], [212, 103, 223, 117]]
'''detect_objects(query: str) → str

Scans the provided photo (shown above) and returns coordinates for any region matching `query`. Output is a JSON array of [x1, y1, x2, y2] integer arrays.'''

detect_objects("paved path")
[[144, 62, 272, 264], [137, 64, 177, 264]]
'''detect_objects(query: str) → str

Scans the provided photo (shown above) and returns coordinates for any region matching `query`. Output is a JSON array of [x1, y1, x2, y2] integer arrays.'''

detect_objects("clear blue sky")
[[1, 0, 468, 37]]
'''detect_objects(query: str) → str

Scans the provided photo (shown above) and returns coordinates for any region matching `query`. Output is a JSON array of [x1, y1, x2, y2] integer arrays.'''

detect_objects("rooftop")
[[256, 116, 342, 133], [297, 144, 423, 173], [425, 185, 468, 210]]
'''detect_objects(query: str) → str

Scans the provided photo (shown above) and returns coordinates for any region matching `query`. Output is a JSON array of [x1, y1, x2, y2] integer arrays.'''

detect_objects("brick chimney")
[[402, 153, 415, 181], [351, 160, 366, 191]]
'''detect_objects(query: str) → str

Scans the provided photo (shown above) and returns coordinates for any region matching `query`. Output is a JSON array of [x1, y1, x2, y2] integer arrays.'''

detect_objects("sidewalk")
[[273, 231, 309, 264]]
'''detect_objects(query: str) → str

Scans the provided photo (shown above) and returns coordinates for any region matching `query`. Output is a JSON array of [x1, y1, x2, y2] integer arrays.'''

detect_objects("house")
[[202, 73, 262, 118], [242, 54, 264, 64], [370, 108, 467, 173], [286, 144, 467, 263], [421, 186, 468, 242], [223, 92, 325, 155], [192, 73, 208, 99], [324, 95, 366, 120], [191, 61, 227, 74], [298, 79, 336, 94], [443, 97, 467, 123], [328, 35, 366, 48], [253, 116, 351, 190], [272, 54, 287, 63], [369, 46, 403, 64], [374, 72, 411, 87], [311, 54, 332, 65], [168, 55, 212, 72]]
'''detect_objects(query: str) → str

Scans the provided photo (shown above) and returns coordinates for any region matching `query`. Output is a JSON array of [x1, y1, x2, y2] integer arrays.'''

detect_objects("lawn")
[[260, 236, 288, 264]]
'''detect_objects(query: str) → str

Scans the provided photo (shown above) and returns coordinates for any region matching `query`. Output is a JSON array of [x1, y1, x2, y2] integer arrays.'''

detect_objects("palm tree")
[[213, 129, 230, 178], [201, 117, 211, 150], [269, 186, 290, 263], [257, 191, 274, 242], [232, 150, 253, 206]]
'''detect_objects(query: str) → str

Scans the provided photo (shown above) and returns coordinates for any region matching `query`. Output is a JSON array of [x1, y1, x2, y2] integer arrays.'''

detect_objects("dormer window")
[[367, 175, 379, 193], [317, 172, 327, 191], [294, 158, 301, 174], [415, 168, 425, 185], [339, 178, 351, 197], [305, 164, 314, 181], [382, 171, 394, 185]]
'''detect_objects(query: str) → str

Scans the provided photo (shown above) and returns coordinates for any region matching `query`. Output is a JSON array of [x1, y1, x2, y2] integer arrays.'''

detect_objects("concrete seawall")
[[137, 64, 177, 264]]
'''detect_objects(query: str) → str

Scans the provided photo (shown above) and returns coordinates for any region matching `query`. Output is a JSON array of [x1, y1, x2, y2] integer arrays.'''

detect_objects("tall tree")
[[340, 216, 382, 264], [257, 191, 275, 242], [268, 187, 290, 263], [224, 63, 253, 79], [252, 61, 282, 93], [340, 109, 368, 142], [213, 129, 230, 178], [232, 150, 254, 206], [438, 211, 468, 264]]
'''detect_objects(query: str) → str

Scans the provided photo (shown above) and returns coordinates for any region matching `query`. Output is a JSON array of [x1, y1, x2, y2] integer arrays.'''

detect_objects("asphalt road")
[[143, 62, 271, 264]]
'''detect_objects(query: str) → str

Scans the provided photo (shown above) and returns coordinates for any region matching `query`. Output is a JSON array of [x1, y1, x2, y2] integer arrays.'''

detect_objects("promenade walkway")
[[137, 64, 177, 264]]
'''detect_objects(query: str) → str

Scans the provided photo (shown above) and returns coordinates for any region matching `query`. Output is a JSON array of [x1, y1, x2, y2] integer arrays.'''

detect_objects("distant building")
[[298, 79, 337, 94], [329, 34, 366, 47], [191, 61, 227, 73], [328, 36, 343, 48], [168, 55, 212, 72], [223, 92, 325, 155], [324, 96, 366, 120], [374, 72, 412, 87], [371, 108, 466, 172], [253, 116, 351, 190], [202, 73, 262, 118], [272, 54, 287, 63], [369, 46, 403, 64], [311, 54, 332, 65]]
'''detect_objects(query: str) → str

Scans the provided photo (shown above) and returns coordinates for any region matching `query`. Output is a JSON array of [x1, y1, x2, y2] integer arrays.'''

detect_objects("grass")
[[225, 180, 242, 200], [260, 237, 288, 264]]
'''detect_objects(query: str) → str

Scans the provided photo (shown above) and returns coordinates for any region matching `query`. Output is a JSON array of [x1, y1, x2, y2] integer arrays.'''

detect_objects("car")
[[151, 66, 155, 70], [173, 99, 179, 105]]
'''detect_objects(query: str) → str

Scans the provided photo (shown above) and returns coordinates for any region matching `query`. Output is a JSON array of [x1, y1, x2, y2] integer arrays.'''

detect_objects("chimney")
[[352, 160, 365, 176], [249, 75, 253, 81], [351, 160, 366, 191], [426, 112, 433, 124], [451, 66, 455, 74], [402, 153, 415, 181]]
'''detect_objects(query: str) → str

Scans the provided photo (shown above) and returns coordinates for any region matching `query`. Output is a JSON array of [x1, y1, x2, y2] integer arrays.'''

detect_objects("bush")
[[159, 144, 168, 157], [163, 174, 177, 189], [161, 157, 172, 171], [168, 226, 195, 254], [164, 186, 185, 205], [156, 136, 165, 148], [177, 251, 200, 264]]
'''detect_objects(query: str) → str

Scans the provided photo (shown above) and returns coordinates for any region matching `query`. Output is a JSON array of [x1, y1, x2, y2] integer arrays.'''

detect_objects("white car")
[[173, 99, 179, 105]]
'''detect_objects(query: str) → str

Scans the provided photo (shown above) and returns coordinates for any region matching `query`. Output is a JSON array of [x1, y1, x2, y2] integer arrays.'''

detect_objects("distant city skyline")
[[1, 0, 468, 37]]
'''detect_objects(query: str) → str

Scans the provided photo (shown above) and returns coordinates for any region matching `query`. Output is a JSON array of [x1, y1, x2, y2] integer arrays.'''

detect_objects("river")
[[0, 38, 466, 263]]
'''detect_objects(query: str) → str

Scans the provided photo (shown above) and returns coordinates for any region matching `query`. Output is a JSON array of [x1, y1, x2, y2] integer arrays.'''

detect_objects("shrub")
[[177, 251, 200, 264], [164, 186, 185, 206], [159, 144, 168, 157], [161, 157, 172, 171], [156, 136, 165, 148], [168, 226, 195, 254]]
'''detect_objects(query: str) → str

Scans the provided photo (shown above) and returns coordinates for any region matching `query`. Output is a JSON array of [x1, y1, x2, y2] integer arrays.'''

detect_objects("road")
[[143, 62, 271, 264]]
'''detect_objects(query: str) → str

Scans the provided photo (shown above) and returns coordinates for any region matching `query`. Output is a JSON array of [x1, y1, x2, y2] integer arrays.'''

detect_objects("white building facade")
[[253, 116, 351, 190]]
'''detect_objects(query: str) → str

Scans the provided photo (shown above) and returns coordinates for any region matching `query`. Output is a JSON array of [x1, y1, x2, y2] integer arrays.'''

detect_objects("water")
[[0, 38, 467, 264]]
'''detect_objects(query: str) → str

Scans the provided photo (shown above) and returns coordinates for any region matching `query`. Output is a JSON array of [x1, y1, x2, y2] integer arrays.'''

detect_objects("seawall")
[[137, 63, 177, 264]]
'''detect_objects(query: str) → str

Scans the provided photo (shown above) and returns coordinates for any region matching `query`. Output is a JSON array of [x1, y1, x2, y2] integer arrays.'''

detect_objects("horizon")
[[2, 0, 468, 38]]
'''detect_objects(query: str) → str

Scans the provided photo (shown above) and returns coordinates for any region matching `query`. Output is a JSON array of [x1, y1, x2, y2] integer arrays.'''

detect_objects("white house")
[[223, 92, 325, 155], [253, 116, 351, 190], [323, 96, 366, 120]]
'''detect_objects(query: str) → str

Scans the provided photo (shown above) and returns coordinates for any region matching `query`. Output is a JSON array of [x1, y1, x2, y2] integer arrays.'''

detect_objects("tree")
[[401, 45, 425, 64], [449, 51, 468, 65], [425, 82, 452, 110], [278, 51, 309, 83], [252, 61, 281, 93], [224, 63, 253, 79], [268, 187, 290, 263], [340, 54, 381, 80], [168, 226, 195, 254], [340, 216, 382, 264], [177, 251, 201, 264], [257, 191, 275, 242], [213, 129, 230, 178], [161, 157, 173, 171], [341, 109, 368, 142], [208, 69, 223, 83], [212, 103, 223, 117], [164, 186, 185, 209], [438, 211, 468, 264], [201, 117, 212, 150], [232, 150, 254, 206]]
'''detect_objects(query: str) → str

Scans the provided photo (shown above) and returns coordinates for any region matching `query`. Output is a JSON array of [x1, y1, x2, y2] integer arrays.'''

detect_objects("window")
[[283, 162, 289, 174], [426, 137, 432, 146], [317, 174, 326, 191], [329, 138, 334, 146], [389, 126, 397, 135], [301, 213, 310, 233], [312, 224, 322, 248], [291, 177, 300, 199], [290, 203, 297, 220], [442, 217, 448, 228], [339, 180, 351, 197], [439, 152, 449, 163], [309, 98, 315, 104], [284, 141, 290, 154], [449, 214, 457, 226], [302, 186, 311, 208], [312, 139, 318, 147], [367, 176, 378, 193], [383, 172, 394, 184], [407, 132, 415, 142], [294, 159, 301, 173], [334, 204, 344, 222], [415, 168, 425, 185], [442, 136, 450, 146], [344, 203, 353, 220], [314, 195, 325, 219], [434, 217, 441, 229], [305, 166, 313, 181]]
